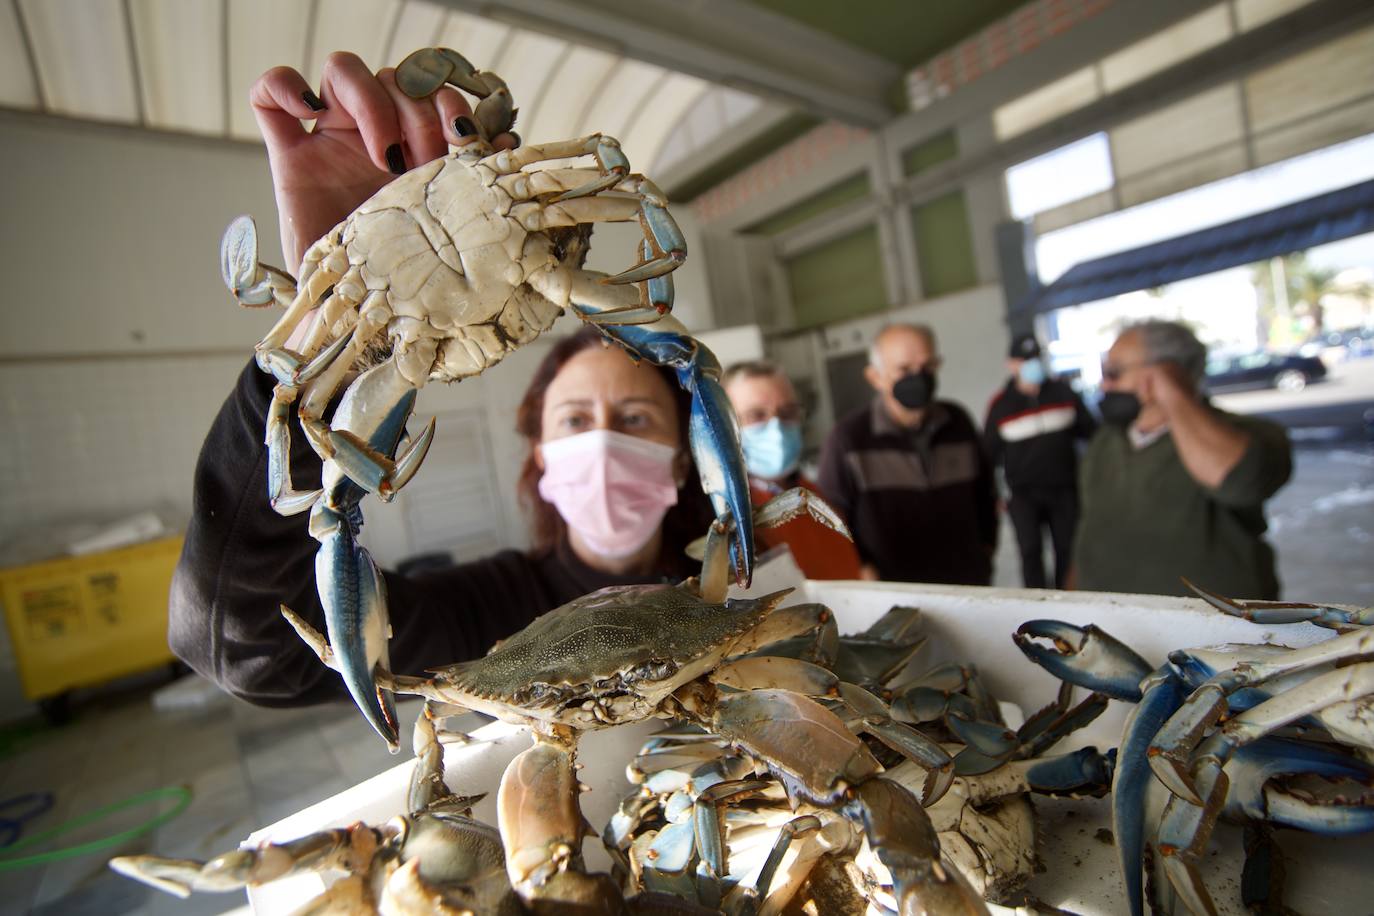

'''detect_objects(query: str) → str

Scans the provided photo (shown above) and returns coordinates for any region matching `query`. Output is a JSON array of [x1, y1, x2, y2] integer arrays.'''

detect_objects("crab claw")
[[947, 713, 1018, 760], [1154, 762, 1230, 916], [596, 321, 755, 586], [1224, 736, 1374, 834], [1184, 577, 1374, 630], [220, 216, 294, 308], [845, 778, 991, 915], [1013, 620, 1153, 701], [308, 511, 400, 752], [1021, 746, 1115, 797], [1113, 670, 1187, 916], [396, 48, 515, 141]]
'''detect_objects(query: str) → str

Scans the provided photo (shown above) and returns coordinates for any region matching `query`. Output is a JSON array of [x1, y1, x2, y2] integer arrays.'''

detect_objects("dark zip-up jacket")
[[817, 399, 997, 586], [984, 377, 1096, 492]]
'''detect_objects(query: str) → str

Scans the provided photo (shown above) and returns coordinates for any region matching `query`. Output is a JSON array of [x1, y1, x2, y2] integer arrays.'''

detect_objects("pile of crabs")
[[112, 490, 1374, 915], [119, 45, 1374, 914]]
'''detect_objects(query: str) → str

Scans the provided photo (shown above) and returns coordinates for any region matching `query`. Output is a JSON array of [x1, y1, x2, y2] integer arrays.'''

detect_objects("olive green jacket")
[[1073, 410, 1291, 600]]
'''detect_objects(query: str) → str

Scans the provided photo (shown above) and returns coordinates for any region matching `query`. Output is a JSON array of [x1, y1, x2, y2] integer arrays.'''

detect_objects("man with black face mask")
[[1073, 320, 1292, 598], [818, 323, 998, 584]]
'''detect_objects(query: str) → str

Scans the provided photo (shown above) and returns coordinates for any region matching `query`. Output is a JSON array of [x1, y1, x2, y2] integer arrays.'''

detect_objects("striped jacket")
[[984, 378, 1096, 491]]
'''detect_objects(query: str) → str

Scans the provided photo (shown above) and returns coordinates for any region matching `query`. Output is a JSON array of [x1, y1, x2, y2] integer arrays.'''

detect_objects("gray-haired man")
[[1074, 321, 1292, 598]]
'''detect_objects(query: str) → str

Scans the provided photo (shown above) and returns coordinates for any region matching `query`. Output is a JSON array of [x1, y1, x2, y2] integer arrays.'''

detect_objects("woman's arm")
[[168, 360, 340, 704], [168, 362, 552, 702], [169, 52, 524, 703]]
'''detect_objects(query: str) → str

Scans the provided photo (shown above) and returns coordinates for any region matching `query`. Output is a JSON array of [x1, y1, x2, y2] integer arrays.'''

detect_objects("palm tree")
[[1252, 252, 1339, 346]]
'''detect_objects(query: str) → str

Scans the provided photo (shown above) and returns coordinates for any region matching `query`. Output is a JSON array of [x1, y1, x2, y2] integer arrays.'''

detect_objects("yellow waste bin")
[[0, 536, 182, 702]]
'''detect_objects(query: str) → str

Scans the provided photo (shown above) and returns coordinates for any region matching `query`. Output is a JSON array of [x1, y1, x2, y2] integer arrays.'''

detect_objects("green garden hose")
[[0, 785, 192, 871]]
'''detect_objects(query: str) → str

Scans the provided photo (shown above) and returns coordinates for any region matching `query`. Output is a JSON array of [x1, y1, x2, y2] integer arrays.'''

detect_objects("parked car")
[[1204, 351, 1327, 393], [1325, 326, 1374, 358], [1296, 326, 1374, 360]]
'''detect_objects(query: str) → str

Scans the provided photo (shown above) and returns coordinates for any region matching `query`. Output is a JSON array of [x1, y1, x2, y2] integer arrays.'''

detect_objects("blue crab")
[[220, 47, 756, 751], [1013, 583, 1374, 915], [280, 492, 986, 912]]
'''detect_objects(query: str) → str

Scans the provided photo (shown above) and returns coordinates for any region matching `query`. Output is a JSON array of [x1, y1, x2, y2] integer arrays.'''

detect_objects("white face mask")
[[537, 429, 680, 559]]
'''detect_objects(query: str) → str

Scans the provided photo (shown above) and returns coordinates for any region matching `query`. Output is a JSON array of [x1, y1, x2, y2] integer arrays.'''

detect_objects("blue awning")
[[1023, 177, 1374, 314]]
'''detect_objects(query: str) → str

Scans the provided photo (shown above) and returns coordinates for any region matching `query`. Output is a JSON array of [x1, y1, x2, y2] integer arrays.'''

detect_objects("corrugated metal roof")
[[3, 0, 767, 178]]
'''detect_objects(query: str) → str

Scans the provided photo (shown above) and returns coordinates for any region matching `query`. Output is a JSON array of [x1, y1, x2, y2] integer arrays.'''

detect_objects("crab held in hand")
[[221, 47, 756, 751]]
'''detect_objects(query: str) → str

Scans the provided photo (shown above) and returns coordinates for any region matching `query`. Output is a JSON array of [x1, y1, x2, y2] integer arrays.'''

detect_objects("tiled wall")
[[0, 354, 246, 544]]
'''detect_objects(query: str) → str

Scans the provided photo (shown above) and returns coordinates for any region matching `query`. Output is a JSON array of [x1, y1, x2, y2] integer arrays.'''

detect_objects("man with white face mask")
[[722, 361, 861, 580], [984, 334, 1097, 589]]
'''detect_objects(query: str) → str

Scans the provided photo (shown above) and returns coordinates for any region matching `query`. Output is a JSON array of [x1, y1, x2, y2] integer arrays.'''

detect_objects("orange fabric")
[[750, 476, 863, 580]]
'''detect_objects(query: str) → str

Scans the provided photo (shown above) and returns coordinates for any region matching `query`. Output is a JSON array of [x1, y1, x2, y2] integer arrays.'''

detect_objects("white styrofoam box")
[[242, 565, 1372, 914]]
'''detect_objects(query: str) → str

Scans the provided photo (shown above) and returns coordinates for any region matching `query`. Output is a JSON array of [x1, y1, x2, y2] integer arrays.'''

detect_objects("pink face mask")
[[537, 429, 681, 559]]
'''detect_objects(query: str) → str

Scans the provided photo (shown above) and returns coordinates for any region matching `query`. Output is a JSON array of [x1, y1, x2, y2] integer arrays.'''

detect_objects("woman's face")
[[539, 345, 683, 451]]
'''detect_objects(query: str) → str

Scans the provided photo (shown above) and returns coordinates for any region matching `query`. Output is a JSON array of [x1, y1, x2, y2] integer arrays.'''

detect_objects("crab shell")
[[421, 585, 795, 729]]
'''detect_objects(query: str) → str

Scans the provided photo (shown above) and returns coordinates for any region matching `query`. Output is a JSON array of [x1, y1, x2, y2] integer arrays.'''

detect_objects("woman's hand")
[[250, 51, 519, 272]]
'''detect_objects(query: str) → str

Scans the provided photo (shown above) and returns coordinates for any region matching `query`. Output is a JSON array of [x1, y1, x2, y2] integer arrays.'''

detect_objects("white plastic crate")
[[244, 559, 1371, 914]]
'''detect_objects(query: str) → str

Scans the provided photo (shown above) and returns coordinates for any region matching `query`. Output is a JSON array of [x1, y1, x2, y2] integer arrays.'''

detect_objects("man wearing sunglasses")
[[1073, 321, 1292, 598]]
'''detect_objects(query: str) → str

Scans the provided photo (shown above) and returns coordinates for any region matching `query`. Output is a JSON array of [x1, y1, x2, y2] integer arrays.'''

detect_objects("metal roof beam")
[[433, 0, 901, 127]]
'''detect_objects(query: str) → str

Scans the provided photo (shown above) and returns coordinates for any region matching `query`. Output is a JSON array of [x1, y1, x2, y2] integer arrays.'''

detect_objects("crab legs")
[[1014, 587, 1374, 915]]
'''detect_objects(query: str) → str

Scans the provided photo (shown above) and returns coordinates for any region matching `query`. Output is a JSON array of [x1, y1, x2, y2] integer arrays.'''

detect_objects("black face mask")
[[1099, 391, 1141, 428], [893, 370, 938, 410]]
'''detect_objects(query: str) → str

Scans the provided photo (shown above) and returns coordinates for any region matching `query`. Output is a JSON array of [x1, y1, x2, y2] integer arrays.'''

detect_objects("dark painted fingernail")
[[301, 89, 325, 112], [508, 131, 522, 148], [385, 143, 406, 175], [453, 116, 477, 138]]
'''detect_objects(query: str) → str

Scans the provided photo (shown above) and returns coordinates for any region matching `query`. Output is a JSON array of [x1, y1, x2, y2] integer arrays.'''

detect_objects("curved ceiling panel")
[[5, 0, 767, 199], [575, 58, 664, 144], [384, 1, 449, 66], [227, 0, 312, 140], [436, 10, 514, 71], [0, 1, 39, 110], [18, 0, 140, 123], [307, 0, 402, 77], [620, 71, 707, 176], [530, 45, 618, 145], [489, 29, 570, 140], [129, 0, 223, 135]]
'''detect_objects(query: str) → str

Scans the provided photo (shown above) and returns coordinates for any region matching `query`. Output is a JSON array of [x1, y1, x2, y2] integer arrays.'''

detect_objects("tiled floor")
[[0, 684, 425, 916]]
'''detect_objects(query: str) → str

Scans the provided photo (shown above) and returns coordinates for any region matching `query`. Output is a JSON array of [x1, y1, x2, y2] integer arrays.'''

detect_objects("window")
[[1099, 5, 1231, 94], [784, 225, 888, 328], [911, 191, 978, 297], [903, 131, 958, 177], [744, 173, 871, 236], [993, 66, 1099, 141], [1005, 133, 1115, 219]]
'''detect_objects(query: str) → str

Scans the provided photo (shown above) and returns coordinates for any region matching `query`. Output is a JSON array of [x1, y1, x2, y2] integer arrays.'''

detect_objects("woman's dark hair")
[[515, 325, 714, 570]]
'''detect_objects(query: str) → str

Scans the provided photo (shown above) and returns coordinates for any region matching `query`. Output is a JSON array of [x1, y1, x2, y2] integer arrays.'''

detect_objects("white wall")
[[819, 285, 1012, 422]]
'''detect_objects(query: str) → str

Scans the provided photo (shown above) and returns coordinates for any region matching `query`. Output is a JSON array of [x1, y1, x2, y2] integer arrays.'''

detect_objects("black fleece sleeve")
[[967, 409, 1000, 552], [167, 360, 547, 707]]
